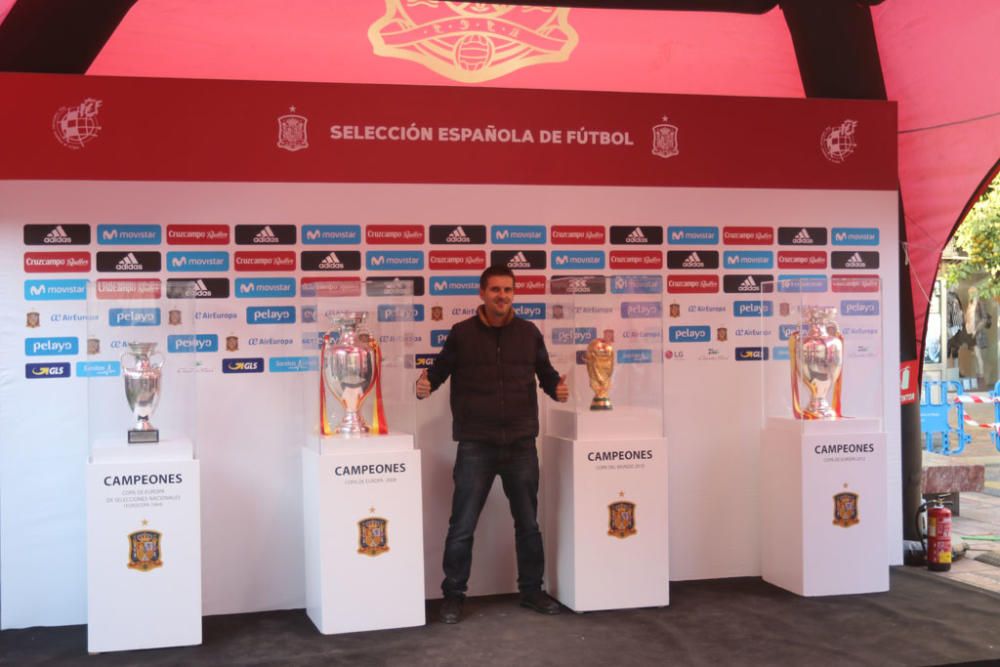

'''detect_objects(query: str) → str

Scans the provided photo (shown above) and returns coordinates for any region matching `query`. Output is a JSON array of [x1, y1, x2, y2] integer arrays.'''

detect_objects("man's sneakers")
[[519, 590, 561, 615], [439, 595, 464, 624]]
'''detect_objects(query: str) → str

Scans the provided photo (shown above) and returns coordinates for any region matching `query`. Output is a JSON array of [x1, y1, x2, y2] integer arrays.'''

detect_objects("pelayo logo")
[[551, 327, 597, 345], [247, 306, 296, 324], [377, 304, 424, 322], [25, 337, 79, 356], [669, 326, 710, 343], [223, 358, 264, 373], [168, 334, 219, 353], [734, 300, 773, 317], [25, 362, 70, 379], [622, 302, 662, 318], [514, 303, 545, 320], [430, 330, 450, 348], [109, 308, 160, 326], [840, 300, 880, 316]]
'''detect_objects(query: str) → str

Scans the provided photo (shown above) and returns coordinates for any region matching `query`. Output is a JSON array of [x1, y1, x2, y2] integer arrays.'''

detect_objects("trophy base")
[[589, 398, 613, 411], [128, 429, 160, 445]]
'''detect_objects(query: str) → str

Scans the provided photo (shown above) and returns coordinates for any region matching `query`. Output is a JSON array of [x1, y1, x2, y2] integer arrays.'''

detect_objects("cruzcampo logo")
[[369, 4, 578, 83]]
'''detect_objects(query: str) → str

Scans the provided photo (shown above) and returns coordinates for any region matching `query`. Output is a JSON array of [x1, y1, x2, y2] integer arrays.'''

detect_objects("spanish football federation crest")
[[358, 516, 390, 557], [608, 499, 637, 539], [127, 526, 163, 572], [833, 489, 860, 528], [651, 116, 679, 159], [821, 119, 858, 164], [277, 106, 309, 152], [52, 98, 102, 150], [369, 2, 578, 84]]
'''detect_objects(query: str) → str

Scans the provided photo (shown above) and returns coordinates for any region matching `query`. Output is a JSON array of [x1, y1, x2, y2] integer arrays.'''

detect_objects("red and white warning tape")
[[959, 413, 1000, 433], [949, 396, 1000, 432]]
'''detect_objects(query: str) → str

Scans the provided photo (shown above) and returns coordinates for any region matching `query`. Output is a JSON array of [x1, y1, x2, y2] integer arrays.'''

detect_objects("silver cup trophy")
[[121, 342, 164, 444], [790, 306, 844, 420], [322, 312, 378, 435]]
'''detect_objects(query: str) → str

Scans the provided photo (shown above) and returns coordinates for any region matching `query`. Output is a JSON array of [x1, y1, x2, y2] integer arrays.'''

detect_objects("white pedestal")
[[86, 438, 202, 653], [542, 434, 669, 612], [759, 418, 888, 596], [548, 405, 663, 441], [302, 435, 425, 634]]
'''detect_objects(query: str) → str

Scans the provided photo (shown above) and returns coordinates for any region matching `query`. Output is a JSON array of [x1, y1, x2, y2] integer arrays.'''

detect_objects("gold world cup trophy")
[[585, 328, 615, 410]]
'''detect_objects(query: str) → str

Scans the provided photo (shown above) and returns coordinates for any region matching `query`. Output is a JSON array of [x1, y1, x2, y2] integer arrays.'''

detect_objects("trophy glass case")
[[544, 275, 664, 440], [759, 276, 885, 430], [86, 278, 199, 461], [301, 278, 417, 454]]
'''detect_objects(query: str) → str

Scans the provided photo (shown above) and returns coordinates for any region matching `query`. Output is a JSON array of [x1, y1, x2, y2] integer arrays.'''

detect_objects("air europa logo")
[[24, 224, 91, 246], [97, 225, 161, 245]]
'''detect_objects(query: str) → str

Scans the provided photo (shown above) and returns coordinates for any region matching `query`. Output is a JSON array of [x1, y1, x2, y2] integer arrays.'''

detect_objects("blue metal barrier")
[[920, 380, 970, 455], [992, 381, 1000, 452]]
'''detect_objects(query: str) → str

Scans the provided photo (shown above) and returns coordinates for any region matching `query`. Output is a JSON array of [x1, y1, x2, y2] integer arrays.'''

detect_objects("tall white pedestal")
[[302, 434, 425, 634], [542, 431, 669, 612], [759, 418, 888, 596], [86, 438, 202, 653]]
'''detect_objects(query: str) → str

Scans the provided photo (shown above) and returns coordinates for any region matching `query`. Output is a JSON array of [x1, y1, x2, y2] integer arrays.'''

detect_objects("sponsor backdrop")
[[0, 73, 898, 628]]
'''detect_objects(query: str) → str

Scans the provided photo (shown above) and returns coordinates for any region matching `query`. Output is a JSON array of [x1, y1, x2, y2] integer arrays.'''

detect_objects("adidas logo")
[[682, 252, 704, 268], [626, 227, 648, 243], [738, 276, 759, 292], [447, 226, 471, 243], [507, 251, 531, 268], [792, 228, 813, 244], [845, 252, 866, 268], [319, 252, 344, 269], [191, 279, 211, 297], [115, 253, 143, 271], [44, 225, 72, 244], [253, 226, 279, 243]]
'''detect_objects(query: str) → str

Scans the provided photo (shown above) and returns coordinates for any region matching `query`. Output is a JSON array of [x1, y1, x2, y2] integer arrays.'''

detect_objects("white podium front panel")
[[86, 452, 201, 653], [302, 443, 425, 634], [760, 418, 888, 597], [543, 435, 668, 612]]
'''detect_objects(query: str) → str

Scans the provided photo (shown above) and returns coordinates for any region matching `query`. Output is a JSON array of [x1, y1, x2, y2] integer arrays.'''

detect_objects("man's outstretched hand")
[[555, 374, 569, 402], [416, 369, 431, 399]]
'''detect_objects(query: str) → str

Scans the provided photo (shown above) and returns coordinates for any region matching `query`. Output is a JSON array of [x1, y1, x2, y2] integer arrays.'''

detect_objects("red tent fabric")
[[6, 0, 1000, 347]]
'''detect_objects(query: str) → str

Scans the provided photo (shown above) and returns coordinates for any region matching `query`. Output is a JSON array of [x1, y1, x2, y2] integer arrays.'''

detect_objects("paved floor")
[[921, 393, 1000, 593]]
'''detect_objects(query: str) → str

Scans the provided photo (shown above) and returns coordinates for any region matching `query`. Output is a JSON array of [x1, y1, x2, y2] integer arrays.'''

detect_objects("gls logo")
[[24, 279, 88, 301], [491, 225, 546, 244], [25, 362, 70, 379], [168, 334, 219, 353], [734, 301, 773, 317], [25, 337, 79, 356], [377, 304, 425, 322], [97, 224, 161, 245], [167, 251, 229, 272], [109, 308, 160, 326], [235, 278, 296, 298], [247, 306, 296, 324], [669, 326, 710, 342], [735, 347, 769, 361], [223, 358, 264, 373]]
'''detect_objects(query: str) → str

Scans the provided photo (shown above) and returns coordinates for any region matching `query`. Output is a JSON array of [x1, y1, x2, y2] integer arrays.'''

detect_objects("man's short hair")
[[480, 265, 516, 290]]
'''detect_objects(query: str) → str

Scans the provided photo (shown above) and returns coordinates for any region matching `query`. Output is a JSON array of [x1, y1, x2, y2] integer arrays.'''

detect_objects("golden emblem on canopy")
[[369, 2, 578, 83]]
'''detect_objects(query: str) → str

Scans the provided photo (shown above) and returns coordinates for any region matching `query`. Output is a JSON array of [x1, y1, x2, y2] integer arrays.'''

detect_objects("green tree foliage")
[[944, 183, 1000, 299]]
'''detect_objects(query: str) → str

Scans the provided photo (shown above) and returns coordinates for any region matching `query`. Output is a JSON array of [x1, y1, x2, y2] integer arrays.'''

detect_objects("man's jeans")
[[441, 438, 544, 597]]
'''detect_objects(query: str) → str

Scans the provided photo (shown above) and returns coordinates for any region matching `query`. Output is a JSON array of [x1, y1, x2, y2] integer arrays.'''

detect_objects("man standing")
[[416, 265, 569, 623]]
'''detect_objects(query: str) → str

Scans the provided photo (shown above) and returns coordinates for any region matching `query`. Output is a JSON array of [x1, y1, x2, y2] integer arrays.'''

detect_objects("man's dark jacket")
[[426, 307, 561, 445]]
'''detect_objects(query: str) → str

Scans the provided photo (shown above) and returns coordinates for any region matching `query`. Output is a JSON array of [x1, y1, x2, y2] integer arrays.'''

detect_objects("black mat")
[[3, 568, 1000, 666]]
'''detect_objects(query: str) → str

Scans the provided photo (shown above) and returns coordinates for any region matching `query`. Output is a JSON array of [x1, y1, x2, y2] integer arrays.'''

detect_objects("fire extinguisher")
[[916, 498, 952, 572]]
